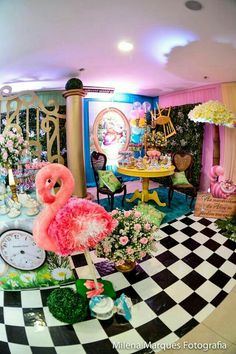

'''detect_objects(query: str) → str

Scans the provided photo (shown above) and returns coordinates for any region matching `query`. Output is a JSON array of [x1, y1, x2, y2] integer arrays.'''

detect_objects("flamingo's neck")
[[37, 164, 75, 217], [50, 171, 74, 213]]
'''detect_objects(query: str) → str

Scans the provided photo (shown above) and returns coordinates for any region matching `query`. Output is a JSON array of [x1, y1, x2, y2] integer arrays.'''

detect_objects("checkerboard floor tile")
[[0, 213, 236, 354]]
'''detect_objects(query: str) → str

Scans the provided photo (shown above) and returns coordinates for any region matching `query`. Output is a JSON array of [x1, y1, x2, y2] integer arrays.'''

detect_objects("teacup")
[[0, 205, 9, 215], [89, 296, 114, 320]]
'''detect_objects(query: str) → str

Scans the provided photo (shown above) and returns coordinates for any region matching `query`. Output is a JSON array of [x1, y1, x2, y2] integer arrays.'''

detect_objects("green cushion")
[[98, 170, 121, 192], [98, 170, 105, 188], [171, 171, 190, 185], [136, 202, 166, 228]]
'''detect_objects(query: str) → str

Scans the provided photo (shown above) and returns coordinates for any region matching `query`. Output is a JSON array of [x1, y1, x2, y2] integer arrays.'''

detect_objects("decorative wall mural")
[[92, 107, 130, 166]]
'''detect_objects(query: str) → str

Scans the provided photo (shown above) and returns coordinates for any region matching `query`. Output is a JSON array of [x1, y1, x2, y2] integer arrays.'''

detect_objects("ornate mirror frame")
[[92, 107, 131, 162]]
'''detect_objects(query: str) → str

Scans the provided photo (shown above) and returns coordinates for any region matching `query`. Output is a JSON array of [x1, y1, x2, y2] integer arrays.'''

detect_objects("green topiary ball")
[[65, 78, 83, 90], [47, 287, 88, 324]]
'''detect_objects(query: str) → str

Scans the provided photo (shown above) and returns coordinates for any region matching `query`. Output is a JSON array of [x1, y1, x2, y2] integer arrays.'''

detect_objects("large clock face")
[[0, 230, 46, 271]]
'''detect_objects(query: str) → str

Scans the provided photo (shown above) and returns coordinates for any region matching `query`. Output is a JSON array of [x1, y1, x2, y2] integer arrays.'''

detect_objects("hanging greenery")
[[215, 214, 236, 241], [0, 106, 67, 165], [156, 103, 204, 186]]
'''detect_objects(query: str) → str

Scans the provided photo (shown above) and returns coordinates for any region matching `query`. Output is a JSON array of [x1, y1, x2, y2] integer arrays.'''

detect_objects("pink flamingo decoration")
[[33, 163, 116, 292]]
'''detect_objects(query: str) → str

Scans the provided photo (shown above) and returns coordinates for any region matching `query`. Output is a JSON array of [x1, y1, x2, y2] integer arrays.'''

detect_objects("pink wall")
[[159, 84, 222, 107]]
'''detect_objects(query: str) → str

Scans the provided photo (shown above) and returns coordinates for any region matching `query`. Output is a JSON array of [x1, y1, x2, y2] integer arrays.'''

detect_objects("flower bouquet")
[[0, 129, 29, 168], [145, 131, 167, 149], [95, 208, 158, 268], [188, 100, 235, 127], [15, 160, 51, 192]]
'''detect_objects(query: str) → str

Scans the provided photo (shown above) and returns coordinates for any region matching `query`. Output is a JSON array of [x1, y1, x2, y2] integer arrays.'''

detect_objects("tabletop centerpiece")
[[95, 208, 158, 272], [144, 130, 167, 158]]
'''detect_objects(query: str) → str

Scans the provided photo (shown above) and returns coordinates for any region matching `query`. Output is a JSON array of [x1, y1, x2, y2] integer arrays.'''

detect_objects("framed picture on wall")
[[92, 107, 131, 166]]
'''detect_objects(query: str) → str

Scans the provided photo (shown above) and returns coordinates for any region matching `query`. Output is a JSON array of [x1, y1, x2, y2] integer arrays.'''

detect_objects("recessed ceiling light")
[[185, 1, 202, 11], [118, 41, 134, 52]]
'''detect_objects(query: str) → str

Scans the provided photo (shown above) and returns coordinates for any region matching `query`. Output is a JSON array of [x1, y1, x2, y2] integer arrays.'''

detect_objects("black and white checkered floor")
[[0, 212, 236, 354]]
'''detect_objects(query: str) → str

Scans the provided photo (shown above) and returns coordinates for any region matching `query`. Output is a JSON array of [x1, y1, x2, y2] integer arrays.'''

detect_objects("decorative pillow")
[[98, 171, 105, 188], [136, 202, 166, 228], [98, 170, 121, 192], [171, 171, 190, 185]]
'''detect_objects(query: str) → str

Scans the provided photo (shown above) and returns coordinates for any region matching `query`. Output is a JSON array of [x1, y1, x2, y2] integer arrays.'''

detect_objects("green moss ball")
[[65, 78, 83, 90], [47, 288, 88, 324]]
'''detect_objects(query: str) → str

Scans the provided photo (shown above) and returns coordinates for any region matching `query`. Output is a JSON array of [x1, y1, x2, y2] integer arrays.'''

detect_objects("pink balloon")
[[129, 109, 140, 119], [138, 109, 145, 118]]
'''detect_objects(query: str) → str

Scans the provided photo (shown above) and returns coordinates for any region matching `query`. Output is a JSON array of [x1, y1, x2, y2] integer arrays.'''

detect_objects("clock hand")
[[20, 252, 42, 259]]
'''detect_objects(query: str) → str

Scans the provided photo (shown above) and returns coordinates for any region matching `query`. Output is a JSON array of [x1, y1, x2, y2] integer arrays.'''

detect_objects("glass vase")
[[115, 260, 136, 273]]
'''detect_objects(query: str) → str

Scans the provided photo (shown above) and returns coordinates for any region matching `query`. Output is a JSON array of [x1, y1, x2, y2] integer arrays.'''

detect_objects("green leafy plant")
[[47, 288, 88, 324], [156, 103, 204, 187], [0, 106, 67, 165], [215, 214, 236, 241], [46, 252, 70, 270]]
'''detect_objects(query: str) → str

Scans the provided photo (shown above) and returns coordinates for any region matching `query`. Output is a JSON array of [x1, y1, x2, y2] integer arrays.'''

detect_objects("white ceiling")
[[1, 0, 236, 97]]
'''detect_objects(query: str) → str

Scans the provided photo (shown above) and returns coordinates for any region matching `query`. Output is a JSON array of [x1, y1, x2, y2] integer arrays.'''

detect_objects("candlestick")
[[8, 168, 15, 186], [10, 184, 18, 202], [8, 168, 18, 202]]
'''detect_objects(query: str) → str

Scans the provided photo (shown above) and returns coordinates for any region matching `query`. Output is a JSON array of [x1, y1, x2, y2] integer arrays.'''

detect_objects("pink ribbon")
[[84, 280, 104, 298], [86, 288, 104, 299]]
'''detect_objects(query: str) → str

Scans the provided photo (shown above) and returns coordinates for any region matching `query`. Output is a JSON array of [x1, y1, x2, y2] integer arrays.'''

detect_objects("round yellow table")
[[117, 165, 175, 207]]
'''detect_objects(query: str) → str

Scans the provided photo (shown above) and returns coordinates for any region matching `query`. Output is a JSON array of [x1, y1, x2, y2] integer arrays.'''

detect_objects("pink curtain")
[[221, 83, 236, 183], [223, 127, 236, 184], [159, 84, 222, 191], [199, 124, 214, 191]]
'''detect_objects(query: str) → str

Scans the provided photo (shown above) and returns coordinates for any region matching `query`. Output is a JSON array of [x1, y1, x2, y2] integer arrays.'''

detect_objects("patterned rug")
[[99, 186, 195, 224]]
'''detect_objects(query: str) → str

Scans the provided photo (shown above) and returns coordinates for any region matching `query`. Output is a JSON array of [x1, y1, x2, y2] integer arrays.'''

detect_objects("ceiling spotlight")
[[118, 41, 134, 52], [185, 1, 203, 10]]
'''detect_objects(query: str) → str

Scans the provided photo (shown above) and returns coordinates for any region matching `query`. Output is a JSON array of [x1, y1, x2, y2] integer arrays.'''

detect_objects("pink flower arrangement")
[[96, 208, 159, 266], [25, 161, 50, 170], [0, 128, 29, 167]]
